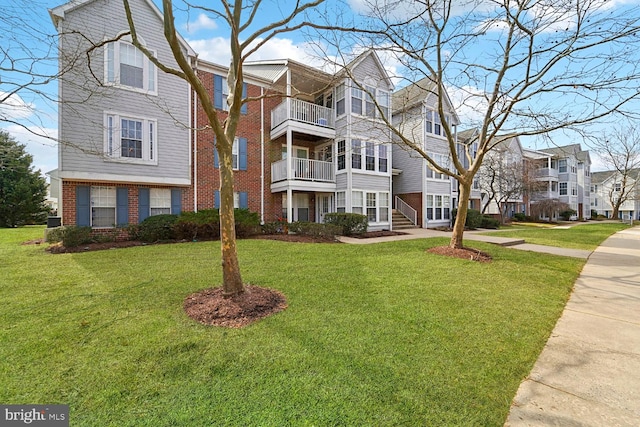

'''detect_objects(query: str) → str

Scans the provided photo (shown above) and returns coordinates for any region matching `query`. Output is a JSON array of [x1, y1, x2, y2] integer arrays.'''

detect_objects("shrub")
[[451, 208, 483, 229], [559, 209, 577, 221], [233, 209, 261, 238], [481, 215, 500, 229], [261, 221, 286, 235], [324, 213, 367, 236], [513, 212, 527, 221], [45, 227, 65, 243], [60, 226, 93, 248], [174, 209, 219, 240], [287, 221, 342, 239], [136, 214, 178, 242]]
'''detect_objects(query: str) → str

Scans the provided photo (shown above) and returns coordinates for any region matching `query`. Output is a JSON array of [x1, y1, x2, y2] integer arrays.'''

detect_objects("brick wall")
[[189, 69, 283, 221], [396, 192, 423, 227]]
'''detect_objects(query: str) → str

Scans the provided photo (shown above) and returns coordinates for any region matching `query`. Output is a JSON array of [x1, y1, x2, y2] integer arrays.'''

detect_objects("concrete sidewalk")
[[504, 226, 640, 426]]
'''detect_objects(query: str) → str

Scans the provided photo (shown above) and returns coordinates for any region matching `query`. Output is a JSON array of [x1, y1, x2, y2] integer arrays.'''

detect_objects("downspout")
[[192, 56, 199, 212], [260, 87, 265, 224]]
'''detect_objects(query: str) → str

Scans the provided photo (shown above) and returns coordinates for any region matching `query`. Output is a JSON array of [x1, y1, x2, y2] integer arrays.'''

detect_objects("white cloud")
[[188, 36, 327, 67], [446, 85, 489, 127], [0, 91, 35, 121], [184, 13, 218, 34], [1, 124, 58, 174]]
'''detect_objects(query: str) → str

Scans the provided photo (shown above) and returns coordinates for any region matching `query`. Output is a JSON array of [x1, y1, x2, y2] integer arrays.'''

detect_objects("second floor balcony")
[[535, 167, 559, 180], [271, 99, 335, 139], [271, 157, 335, 184]]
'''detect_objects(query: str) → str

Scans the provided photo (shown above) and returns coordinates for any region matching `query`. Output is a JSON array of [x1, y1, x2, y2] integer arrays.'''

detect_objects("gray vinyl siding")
[[57, 0, 190, 183], [336, 173, 348, 190], [426, 180, 451, 194], [392, 147, 423, 194], [352, 173, 389, 191]]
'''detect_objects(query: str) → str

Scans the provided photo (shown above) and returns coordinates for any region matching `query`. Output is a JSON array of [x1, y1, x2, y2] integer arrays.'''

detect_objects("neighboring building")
[[50, 0, 195, 235], [477, 135, 527, 219], [391, 77, 460, 228], [50, 0, 394, 233], [591, 169, 640, 220], [537, 144, 591, 220]]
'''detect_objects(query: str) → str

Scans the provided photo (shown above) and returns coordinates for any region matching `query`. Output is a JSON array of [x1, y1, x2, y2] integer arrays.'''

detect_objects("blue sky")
[[2, 0, 639, 174]]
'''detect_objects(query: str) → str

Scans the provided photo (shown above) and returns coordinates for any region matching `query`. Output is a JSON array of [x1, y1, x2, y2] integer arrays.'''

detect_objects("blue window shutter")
[[171, 188, 182, 215], [213, 137, 219, 169], [214, 74, 223, 109], [214, 190, 220, 209], [138, 188, 150, 223], [239, 137, 247, 170], [76, 186, 90, 226], [239, 192, 248, 209], [241, 83, 248, 114], [116, 187, 129, 226]]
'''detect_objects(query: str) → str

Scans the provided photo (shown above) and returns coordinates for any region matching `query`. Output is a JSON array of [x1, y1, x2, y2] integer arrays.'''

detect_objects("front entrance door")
[[317, 193, 333, 223]]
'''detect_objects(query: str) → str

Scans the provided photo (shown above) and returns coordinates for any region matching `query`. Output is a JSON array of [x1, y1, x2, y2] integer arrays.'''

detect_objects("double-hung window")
[[378, 145, 388, 172], [351, 87, 363, 115], [213, 74, 247, 113], [336, 191, 346, 213], [352, 139, 362, 169], [337, 140, 346, 170], [336, 84, 345, 116], [365, 142, 375, 171], [366, 193, 377, 221], [377, 90, 389, 119], [150, 188, 171, 215], [105, 112, 157, 164], [379, 192, 389, 221], [365, 85, 376, 118], [559, 159, 567, 173], [105, 40, 157, 94], [91, 186, 116, 228], [352, 191, 363, 214], [559, 182, 568, 195]]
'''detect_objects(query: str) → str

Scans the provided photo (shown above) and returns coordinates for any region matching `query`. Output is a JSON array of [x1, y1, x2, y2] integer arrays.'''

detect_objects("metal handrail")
[[395, 196, 417, 225]]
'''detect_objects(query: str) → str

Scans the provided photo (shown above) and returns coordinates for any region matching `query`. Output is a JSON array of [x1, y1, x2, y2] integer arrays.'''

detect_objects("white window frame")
[[104, 112, 158, 165], [559, 182, 568, 195], [104, 37, 157, 95], [91, 186, 116, 228], [336, 83, 345, 116], [336, 191, 346, 213], [366, 192, 377, 222], [150, 188, 171, 216], [379, 192, 389, 221], [559, 159, 567, 173], [352, 191, 363, 215]]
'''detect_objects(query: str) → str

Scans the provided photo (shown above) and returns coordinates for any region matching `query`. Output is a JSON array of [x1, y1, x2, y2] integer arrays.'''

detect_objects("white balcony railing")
[[271, 99, 335, 129], [271, 157, 335, 183], [535, 167, 559, 179]]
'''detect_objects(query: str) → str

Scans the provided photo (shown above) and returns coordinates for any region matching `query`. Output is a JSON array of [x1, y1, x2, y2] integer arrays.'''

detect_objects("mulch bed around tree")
[[184, 285, 288, 328], [427, 245, 492, 263]]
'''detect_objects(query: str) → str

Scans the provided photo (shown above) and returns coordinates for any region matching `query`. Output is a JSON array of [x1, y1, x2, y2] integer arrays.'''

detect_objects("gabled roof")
[[392, 76, 460, 125], [340, 50, 394, 91], [592, 168, 640, 185], [49, 0, 196, 57]]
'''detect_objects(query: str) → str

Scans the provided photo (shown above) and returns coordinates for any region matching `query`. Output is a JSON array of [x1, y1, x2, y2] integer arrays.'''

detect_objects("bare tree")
[[530, 198, 570, 221], [590, 123, 640, 219], [122, 0, 324, 296], [329, 0, 640, 248]]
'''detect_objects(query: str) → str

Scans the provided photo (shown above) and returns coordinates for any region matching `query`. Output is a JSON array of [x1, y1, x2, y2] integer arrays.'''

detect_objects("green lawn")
[[482, 222, 629, 250], [0, 225, 602, 426]]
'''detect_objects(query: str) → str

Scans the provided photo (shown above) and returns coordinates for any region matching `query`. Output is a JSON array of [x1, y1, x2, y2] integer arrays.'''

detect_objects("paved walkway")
[[339, 225, 640, 425], [505, 226, 640, 426]]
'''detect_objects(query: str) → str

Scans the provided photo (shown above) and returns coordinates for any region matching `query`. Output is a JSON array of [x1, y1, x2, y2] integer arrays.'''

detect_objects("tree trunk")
[[218, 145, 244, 297], [450, 181, 472, 249]]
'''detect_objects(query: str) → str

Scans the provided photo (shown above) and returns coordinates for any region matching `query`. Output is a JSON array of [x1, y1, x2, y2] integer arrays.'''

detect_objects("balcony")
[[271, 157, 335, 183], [271, 99, 335, 139], [535, 167, 559, 180]]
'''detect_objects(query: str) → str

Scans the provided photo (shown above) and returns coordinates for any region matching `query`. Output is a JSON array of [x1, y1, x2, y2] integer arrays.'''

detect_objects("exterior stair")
[[392, 209, 418, 230]]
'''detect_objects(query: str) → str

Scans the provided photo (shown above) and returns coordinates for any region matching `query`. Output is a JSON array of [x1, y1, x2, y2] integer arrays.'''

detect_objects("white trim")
[[59, 171, 190, 186], [104, 111, 158, 165], [104, 37, 158, 96]]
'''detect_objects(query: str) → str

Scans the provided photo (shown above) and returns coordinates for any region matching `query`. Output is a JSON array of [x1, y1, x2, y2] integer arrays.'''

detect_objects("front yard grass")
[[1, 226, 590, 426], [481, 222, 629, 250]]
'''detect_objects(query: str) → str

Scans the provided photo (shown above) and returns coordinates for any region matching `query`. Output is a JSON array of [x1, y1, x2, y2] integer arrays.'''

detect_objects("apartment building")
[[591, 169, 640, 220], [391, 78, 460, 228], [50, 0, 394, 232]]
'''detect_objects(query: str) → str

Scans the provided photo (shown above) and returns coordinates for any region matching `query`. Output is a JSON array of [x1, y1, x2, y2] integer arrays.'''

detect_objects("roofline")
[[49, 0, 196, 57]]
